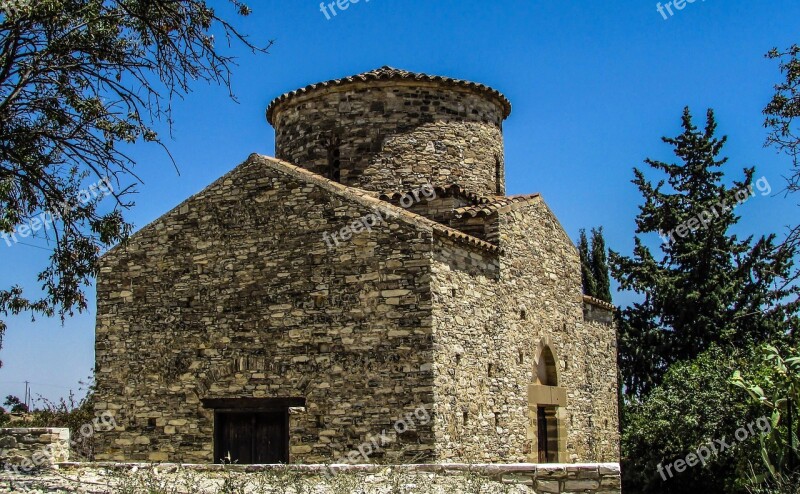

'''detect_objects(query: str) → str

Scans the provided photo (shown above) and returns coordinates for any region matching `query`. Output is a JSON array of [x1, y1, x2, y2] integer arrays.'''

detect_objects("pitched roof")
[[103, 153, 502, 260], [454, 194, 542, 218], [246, 155, 500, 253], [266, 66, 512, 125]]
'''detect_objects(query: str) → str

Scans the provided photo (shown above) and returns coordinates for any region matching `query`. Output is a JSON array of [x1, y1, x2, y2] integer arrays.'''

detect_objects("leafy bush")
[[746, 472, 800, 494], [732, 345, 800, 490], [622, 345, 767, 494]]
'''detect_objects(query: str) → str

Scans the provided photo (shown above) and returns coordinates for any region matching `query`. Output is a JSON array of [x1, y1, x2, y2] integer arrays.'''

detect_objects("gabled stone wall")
[[496, 199, 620, 463], [95, 156, 437, 463]]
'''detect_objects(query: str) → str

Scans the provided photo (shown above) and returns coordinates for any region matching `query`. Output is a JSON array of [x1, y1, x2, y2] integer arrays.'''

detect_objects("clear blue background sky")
[[1, 0, 798, 403]]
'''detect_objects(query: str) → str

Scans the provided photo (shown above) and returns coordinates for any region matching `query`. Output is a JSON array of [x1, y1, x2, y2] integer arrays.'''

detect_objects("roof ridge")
[[254, 155, 501, 254], [266, 67, 511, 124]]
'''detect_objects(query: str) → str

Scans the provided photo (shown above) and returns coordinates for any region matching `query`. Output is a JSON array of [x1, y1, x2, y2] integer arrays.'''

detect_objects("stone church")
[[93, 66, 620, 465]]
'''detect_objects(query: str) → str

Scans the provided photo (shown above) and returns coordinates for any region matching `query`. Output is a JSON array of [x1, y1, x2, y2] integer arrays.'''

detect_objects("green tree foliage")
[[609, 108, 800, 398], [764, 44, 800, 306], [0, 0, 270, 357], [732, 345, 800, 489], [578, 229, 598, 298], [591, 227, 612, 303], [622, 346, 765, 494], [3, 394, 27, 413], [578, 227, 612, 303], [765, 44, 800, 196]]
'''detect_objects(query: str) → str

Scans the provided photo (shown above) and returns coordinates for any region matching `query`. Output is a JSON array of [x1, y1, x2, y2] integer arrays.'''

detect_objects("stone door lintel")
[[528, 384, 567, 407]]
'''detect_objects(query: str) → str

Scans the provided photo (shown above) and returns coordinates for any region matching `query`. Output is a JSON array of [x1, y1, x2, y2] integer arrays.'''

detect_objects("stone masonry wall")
[[430, 235, 504, 462], [0, 428, 70, 470], [271, 81, 506, 198], [94, 155, 437, 464], [94, 153, 619, 465], [572, 315, 619, 462], [584, 301, 615, 325], [429, 198, 619, 463], [0, 462, 622, 493], [495, 199, 619, 463]]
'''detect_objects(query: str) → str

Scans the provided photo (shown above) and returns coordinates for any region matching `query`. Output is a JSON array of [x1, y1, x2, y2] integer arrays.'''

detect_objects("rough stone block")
[[564, 479, 601, 490], [535, 479, 562, 493], [0, 436, 17, 448]]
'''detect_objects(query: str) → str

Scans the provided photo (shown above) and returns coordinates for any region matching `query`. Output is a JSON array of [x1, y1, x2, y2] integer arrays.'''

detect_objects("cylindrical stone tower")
[[266, 66, 511, 196]]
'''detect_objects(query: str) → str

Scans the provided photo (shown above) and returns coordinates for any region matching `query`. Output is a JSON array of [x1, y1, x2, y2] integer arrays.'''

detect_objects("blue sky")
[[1, 0, 798, 403]]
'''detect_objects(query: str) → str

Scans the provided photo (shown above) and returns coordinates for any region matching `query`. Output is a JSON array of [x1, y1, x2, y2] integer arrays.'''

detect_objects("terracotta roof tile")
[[379, 184, 494, 206], [267, 66, 512, 125], [454, 194, 542, 218]]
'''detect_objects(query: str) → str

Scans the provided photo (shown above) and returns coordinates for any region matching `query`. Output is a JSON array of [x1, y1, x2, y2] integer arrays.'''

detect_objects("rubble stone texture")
[[0, 428, 70, 469], [94, 67, 620, 470], [0, 462, 622, 493], [268, 66, 510, 199]]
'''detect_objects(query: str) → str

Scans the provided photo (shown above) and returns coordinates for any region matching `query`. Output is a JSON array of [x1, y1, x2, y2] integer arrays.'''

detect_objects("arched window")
[[536, 345, 558, 386]]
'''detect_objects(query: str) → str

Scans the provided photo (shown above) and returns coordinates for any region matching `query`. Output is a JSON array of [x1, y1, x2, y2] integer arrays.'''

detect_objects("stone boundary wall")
[[0, 428, 70, 469], [0, 462, 621, 493]]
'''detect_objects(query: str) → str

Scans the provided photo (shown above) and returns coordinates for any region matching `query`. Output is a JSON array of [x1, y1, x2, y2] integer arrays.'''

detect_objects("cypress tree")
[[609, 108, 800, 398], [591, 227, 612, 303], [578, 229, 598, 298]]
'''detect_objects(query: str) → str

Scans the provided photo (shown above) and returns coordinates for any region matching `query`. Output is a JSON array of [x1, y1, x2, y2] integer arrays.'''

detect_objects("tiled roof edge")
[[267, 66, 512, 125], [454, 194, 542, 218], [379, 184, 495, 206], [582, 295, 616, 312]]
